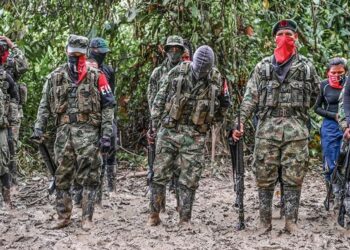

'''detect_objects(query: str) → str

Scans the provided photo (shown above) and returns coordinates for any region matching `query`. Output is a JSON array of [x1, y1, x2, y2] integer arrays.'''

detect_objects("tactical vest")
[[163, 62, 221, 133], [257, 55, 312, 119], [50, 66, 102, 127]]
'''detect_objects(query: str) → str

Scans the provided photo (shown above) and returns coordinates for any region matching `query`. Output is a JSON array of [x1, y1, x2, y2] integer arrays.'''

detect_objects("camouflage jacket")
[[151, 62, 230, 133], [34, 64, 115, 137], [3, 46, 28, 81], [147, 59, 178, 112], [240, 54, 320, 142]]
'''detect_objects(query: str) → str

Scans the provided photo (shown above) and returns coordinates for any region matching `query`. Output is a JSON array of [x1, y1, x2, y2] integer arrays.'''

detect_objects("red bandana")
[[77, 55, 87, 83], [0, 50, 9, 64], [328, 72, 343, 89], [274, 35, 296, 63]]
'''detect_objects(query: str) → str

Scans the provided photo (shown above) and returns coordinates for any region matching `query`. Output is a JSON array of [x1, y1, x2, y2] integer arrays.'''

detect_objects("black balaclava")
[[191, 45, 215, 80], [90, 51, 106, 67]]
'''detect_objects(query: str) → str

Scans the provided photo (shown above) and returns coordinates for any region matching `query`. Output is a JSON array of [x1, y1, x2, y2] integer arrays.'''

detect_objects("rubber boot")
[[9, 160, 18, 186], [1, 173, 13, 209], [178, 184, 196, 225], [51, 189, 72, 229], [106, 165, 116, 193], [81, 186, 97, 231], [95, 164, 106, 207], [333, 183, 341, 212], [284, 189, 301, 234], [2, 186, 12, 209], [148, 183, 165, 226], [72, 183, 83, 208], [257, 189, 273, 234]]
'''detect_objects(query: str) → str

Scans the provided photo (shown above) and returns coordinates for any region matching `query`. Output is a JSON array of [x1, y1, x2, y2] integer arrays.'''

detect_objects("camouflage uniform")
[[0, 39, 28, 184], [239, 53, 320, 229], [147, 36, 185, 211], [149, 46, 230, 225], [0, 66, 19, 208], [147, 36, 185, 112], [33, 35, 115, 230]]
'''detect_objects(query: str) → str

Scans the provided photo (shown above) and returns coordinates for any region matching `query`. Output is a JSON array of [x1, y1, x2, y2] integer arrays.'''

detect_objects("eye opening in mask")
[[165, 46, 184, 53]]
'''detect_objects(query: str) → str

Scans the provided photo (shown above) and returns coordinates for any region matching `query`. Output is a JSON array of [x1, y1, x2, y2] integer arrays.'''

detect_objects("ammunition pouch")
[[56, 113, 101, 127]]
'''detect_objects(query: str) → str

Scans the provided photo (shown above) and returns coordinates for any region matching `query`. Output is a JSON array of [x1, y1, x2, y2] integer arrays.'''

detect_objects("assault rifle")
[[228, 112, 245, 230], [146, 124, 156, 189], [32, 137, 57, 195], [278, 167, 285, 218], [324, 141, 348, 211], [338, 141, 350, 227]]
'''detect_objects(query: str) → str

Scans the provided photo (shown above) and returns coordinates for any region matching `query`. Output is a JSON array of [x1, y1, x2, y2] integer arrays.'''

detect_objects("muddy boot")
[[81, 186, 97, 231], [51, 189, 72, 229], [2, 186, 12, 209], [178, 184, 196, 225], [333, 183, 341, 212], [106, 165, 116, 193], [9, 161, 18, 186], [72, 183, 83, 208], [257, 189, 273, 234], [284, 189, 300, 234], [148, 183, 165, 226], [1, 173, 12, 209]]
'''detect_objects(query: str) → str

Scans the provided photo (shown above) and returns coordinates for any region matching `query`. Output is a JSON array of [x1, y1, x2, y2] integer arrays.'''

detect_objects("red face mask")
[[328, 72, 344, 89], [77, 55, 87, 83], [0, 50, 9, 65], [274, 35, 296, 63]]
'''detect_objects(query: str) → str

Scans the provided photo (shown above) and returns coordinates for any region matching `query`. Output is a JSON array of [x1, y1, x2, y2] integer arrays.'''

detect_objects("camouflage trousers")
[[0, 128, 9, 176], [152, 125, 205, 190], [253, 138, 309, 190], [54, 124, 102, 190]]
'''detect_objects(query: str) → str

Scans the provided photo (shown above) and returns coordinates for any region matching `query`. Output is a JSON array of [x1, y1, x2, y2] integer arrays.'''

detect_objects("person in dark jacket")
[[314, 57, 347, 206]]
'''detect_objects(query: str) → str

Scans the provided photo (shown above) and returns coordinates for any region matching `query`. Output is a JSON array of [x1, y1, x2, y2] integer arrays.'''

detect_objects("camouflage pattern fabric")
[[338, 85, 347, 131], [54, 124, 101, 190], [239, 54, 320, 190], [0, 128, 9, 176], [147, 59, 176, 112], [253, 138, 309, 189], [34, 64, 114, 190], [152, 126, 206, 190], [3, 47, 28, 81], [151, 62, 229, 190]]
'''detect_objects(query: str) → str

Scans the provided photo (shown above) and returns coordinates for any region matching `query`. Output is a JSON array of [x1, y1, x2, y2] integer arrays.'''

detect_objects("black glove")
[[99, 136, 111, 153], [30, 128, 44, 143]]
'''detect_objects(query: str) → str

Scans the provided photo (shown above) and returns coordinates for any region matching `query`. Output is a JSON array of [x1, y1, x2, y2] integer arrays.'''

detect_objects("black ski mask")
[[89, 51, 106, 66]]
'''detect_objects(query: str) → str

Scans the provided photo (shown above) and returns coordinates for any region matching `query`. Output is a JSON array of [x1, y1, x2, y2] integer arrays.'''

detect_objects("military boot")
[[148, 183, 166, 226], [72, 183, 83, 208], [284, 189, 301, 234], [2, 186, 13, 209], [257, 189, 273, 234], [106, 165, 116, 193], [9, 160, 18, 186], [178, 184, 196, 225], [51, 189, 72, 229], [81, 186, 97, 231], [95, 164, 106, 207]]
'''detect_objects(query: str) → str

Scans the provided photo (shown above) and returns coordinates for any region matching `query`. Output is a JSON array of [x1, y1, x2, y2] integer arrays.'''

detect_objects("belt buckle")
[[69, 114, 77, 123], [281, 108, 287, 117]]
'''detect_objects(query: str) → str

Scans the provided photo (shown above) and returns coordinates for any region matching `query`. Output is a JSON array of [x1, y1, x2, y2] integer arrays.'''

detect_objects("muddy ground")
[[1, 160, 350, 250]]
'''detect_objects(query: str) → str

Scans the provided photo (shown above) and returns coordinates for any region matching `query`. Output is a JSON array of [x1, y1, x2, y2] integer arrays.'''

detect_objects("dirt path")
[[1, 164, 350, 250]]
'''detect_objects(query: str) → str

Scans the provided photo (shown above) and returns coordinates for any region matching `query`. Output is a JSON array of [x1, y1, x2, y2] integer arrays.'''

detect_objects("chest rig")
[[49, 66, 102, 127], [163, 62, 220, 133], [257, 55, 311, 119]]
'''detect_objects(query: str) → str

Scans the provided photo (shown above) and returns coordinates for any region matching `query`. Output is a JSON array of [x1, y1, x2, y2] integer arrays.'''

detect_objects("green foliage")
[[0, 0, 349, 157]]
